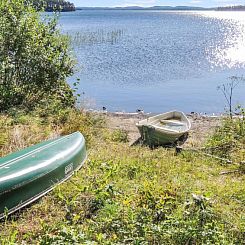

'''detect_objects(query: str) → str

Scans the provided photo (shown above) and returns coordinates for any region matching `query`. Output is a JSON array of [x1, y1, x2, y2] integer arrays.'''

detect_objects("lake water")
[[58, 10, 245, 113]]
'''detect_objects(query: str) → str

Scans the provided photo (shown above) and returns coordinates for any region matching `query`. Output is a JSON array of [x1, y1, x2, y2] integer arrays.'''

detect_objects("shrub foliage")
[[0, 0, 75, 112], [206, 109, 245, 164]]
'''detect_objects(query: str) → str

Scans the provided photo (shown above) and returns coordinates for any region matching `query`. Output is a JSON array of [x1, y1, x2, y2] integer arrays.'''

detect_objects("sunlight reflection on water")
[[199, 11, 245, 69], [58, 10, 245, 113]]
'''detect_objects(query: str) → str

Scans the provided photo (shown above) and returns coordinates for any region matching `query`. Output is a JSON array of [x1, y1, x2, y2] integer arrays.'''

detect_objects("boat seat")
[[160, 119, 185, 126], [153, 124, 181, 133]]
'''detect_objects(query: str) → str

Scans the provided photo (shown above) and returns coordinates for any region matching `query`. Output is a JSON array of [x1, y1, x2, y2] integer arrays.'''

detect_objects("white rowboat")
[[136, 111, 191, 146]]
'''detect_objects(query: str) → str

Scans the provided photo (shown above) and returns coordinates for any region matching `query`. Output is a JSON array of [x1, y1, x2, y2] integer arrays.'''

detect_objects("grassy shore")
[[0, 110, 244, 244]]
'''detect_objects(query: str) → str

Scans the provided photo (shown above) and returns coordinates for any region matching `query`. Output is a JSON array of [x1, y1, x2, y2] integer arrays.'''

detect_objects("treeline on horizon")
[[76, 5, 245, 11], [30, 1, 245, 12], [32, 0, 75, 12], [216, 5, 245, 11]]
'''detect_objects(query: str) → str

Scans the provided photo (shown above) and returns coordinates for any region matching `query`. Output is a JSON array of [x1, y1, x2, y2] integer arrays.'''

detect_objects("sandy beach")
[[102, 112, 222, 147]]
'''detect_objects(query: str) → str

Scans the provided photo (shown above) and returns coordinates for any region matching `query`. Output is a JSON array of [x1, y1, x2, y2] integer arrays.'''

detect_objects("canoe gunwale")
[[0, 132, 87, 220], [0, 134, 73, 169], [0, 133, 86, 194], [0, 153, 87, 220]]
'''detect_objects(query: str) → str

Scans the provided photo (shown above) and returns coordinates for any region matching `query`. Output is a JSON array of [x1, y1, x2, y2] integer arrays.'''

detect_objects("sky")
[[72, 0, 245, 7]]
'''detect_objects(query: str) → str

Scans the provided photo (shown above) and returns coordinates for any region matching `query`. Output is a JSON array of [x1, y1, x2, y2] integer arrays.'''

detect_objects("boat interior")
[[146, 116, 189, 133]]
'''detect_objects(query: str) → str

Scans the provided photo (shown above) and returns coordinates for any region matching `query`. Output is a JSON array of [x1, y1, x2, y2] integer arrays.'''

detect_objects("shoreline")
[[84, 108, 240, 118], [89, 110, 223, 147]]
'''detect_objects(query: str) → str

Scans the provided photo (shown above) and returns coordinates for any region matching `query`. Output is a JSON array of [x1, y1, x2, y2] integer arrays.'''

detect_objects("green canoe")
[[136, 111, 191, 146], [0, 132, 86, 219]]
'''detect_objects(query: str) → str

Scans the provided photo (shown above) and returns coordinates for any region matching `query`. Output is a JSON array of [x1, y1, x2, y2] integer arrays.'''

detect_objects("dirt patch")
[[104, 112, 222, 147]]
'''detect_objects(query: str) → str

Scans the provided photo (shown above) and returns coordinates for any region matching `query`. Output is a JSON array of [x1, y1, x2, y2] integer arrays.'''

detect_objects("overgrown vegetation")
[[217, 76, 244, 119], [0, 0, 244, 243], [208, 77, 245, 167], [0, 0, 75, 112], [0, 109, 244, 244], [206, 108, 244, 174]]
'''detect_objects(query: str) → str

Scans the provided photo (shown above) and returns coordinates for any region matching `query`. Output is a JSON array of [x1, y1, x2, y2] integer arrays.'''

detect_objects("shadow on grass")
[[131, 133, 189, 151], [0, 198, 42, 223]]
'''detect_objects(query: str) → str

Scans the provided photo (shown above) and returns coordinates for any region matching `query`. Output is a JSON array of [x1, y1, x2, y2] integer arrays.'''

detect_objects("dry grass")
[[0, 111, 244, 244]]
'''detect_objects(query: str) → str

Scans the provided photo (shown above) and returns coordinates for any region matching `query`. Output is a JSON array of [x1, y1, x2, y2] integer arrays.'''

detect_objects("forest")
[[32, 0, 75, 12], [217, 5, 245, 11]]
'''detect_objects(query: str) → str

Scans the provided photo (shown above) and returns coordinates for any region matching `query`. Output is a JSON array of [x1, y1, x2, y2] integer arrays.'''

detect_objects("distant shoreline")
[[75, 6, 245, 11], [76, 7, 212, 11]]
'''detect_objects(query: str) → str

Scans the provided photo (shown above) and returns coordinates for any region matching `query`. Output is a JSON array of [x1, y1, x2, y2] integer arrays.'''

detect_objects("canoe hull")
[[0, 132, 86, 219], [136, 111, 191, 146]]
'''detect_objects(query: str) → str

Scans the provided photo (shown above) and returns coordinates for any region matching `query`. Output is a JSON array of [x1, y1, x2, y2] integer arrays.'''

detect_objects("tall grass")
[[206, 111, 245, 165], [70, 29, 124, 46], [0, 110, 244, 244]]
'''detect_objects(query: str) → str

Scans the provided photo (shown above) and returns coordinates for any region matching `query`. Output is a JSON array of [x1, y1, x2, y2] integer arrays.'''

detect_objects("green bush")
[[206, 108, 244, 162], [0, 0, 75, 112], [110, 129, 129, 143]]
